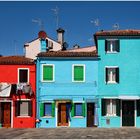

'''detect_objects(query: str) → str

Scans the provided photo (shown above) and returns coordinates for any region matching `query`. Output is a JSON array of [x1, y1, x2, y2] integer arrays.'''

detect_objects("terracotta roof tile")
[[0, 56, 34, 64], [95, 29, 140, 36], [38, 50, 98, 57]]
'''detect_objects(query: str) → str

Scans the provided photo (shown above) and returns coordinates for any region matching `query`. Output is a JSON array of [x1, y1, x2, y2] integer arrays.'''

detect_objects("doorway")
[[122, 100, 135, 126], [58, 103, 71, 126], [87, 103, 95, 127], [0, 102, 11, 128]]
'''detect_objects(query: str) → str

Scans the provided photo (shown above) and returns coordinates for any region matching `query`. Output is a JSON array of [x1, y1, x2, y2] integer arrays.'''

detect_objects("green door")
[[122, 100, 135, 126]]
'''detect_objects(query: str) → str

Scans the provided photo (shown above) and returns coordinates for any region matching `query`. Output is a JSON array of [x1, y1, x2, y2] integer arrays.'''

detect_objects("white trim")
[[0, 100, 13, 128], [42, 64, 55, 82], [16, 99, 31, 101], [103, 97, 118, 99], [72, 64, 85, 83], [119, 96, 140, 100], [105, 66, 119, 68], [18, 68, 29, 84]]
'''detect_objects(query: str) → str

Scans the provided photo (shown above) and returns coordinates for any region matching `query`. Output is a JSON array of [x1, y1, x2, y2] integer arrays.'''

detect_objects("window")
[[18, 69, 29, 83], [106, 67, 119, 83], [43, 65, 54, 82], [102, 99, 120, 116], [73, 65, 85, 82], [40, 102, 55, 117], [105, 39, 120, 53], [44, 103, 52, 116], [15, 100, 32, 117], [75, 103, 83, 116]]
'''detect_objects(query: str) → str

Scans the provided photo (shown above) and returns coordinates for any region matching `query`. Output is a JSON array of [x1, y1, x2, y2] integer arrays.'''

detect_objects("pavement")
[[0, 127, 140, 139]]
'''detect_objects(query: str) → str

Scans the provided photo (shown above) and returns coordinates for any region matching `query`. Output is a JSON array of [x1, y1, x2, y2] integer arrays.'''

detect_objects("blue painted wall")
[[36, 58, 98, 128], [97, 36, 140, 127]]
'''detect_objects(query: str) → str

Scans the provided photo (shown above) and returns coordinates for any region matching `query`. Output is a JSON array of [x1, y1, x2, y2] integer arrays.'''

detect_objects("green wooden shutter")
[[52, 102, 55, 117], [43, 65, 53, 81], [40, 103, 44, 117], [71, 103, 75, 117], [82, 103, 86, 117], [102, 99, 106, 116], [116, 99, 120, 116], [137, 100, 140, 117], [74, 66, 84, 81]]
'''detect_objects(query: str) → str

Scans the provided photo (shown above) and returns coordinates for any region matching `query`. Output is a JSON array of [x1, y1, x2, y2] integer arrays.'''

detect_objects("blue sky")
[[0, 1, 140, 56]]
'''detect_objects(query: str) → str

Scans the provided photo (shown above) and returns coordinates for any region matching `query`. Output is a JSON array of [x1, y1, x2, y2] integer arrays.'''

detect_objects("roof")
[[38, 46, 98, 57], [0, 56, 34, 64], [64, 46, 96, 52], [94, 29, 140, 36]]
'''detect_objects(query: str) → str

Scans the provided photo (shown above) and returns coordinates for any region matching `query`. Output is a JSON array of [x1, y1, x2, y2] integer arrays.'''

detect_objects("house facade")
[[94, 30, 140, 128], [36, 47, 99, 128], [0, 56, 36, 128]]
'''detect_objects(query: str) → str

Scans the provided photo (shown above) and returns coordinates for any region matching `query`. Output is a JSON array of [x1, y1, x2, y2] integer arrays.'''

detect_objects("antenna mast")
[[51, 6, 59, 29], [32, 18, 44, 30], [91, 18, 100, 31], [113, 23, 119, 30]]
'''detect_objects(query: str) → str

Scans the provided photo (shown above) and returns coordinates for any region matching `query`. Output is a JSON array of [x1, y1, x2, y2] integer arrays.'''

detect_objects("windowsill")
[[41, 116, 53, 118], [72, 81, 85, 83], [42, 81, 55, 83], [104, 115, 117, 117], [73, 116, 84, 118], [106, 51, 118, 54], [16, 116, 31, 118], [106, 81, 118, 84]]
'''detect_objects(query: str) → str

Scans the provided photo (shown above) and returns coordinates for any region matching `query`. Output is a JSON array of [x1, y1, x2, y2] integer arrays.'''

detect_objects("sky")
[[0, 1, 140, 56]]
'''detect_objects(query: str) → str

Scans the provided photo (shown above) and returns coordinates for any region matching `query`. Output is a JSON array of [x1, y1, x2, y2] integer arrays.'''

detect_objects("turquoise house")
[[94, 30, 140, 128], [36, 46, 99, 128]]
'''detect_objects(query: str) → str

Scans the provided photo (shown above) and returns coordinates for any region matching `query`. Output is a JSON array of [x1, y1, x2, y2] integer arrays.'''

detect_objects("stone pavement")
[[0, 127, 140, 139]]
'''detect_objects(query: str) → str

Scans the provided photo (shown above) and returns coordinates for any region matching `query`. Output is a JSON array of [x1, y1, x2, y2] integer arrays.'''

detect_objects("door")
[[87, 103, 95, 127], [2, 102, 11, 128], [58, 103, 70, 126], [122, 100, 135, 126]]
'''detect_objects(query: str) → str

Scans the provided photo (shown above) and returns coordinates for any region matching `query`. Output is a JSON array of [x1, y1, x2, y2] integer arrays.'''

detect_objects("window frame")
[[42, 64, 55, 82], [105, 66, 119, 84], [74, 103, 83, 117], [105, 39, 119, 53], [18, 68, 29, 84], [105, 99, 117, 117], [44, 103, 52, 117], [72, 64, 85, 82], [16, 99, 32, 117]]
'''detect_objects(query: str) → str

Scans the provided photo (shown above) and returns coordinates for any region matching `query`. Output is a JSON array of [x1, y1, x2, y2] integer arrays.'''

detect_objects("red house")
[[0, 56, 36, 128]]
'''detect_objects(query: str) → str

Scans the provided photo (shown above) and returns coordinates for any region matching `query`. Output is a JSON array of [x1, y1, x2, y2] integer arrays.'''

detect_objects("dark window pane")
[[19, 69, 28, 83], [44, 103, 52, 116], [75, 103, 82, 116]]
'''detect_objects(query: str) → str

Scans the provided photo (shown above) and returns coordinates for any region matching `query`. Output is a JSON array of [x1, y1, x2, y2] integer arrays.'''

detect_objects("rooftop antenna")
[[32, 18, 44, 30], [51, 6, 59, 29], [113, 23, 119, 30], [91, 18, 100, 31]]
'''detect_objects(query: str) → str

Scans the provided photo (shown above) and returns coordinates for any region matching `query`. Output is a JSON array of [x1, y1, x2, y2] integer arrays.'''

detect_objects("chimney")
[[56, 28, 65, 46]]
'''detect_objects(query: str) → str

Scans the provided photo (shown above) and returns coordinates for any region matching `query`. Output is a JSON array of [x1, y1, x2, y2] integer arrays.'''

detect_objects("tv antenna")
[[113, 23, 119, 30], [91, 18, 100, 31], [51, 6, 59, 29], [32, 18, 44, 30]]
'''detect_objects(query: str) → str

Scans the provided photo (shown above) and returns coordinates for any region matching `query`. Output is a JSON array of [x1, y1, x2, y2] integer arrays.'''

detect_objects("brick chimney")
[[56, 28, 65, 46]]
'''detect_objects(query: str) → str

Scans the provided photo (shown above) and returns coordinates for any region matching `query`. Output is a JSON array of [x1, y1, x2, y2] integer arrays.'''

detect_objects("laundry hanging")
[[0, 83, 11, 97]]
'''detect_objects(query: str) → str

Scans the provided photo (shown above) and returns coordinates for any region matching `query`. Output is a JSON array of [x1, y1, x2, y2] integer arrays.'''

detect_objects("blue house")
[[94, 30, 140, 128], [36, 34, 99, 127]]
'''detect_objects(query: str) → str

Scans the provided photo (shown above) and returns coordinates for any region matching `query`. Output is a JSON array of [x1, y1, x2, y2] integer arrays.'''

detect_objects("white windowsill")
[[106, 51, 118, 54], [73, 116, 84, 118], [17, 116, 31, 118], [104, 114, 117, 117], [107, 81, 118, 84], [42, 116, 53, 118]]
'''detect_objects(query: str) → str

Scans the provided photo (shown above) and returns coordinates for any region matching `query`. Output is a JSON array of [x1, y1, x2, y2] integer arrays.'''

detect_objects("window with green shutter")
[[43, 65, 54, 81], [73, 65, 84, 82], [40, 103, 44, 117]]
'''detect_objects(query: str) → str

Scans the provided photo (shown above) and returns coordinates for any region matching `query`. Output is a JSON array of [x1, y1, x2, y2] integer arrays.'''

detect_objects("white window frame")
[[16, 99, 31, 118], [106, 39, 119, 53], [18, 68, 29, 84], [105, 99, 116, 117], [105, 66, 118, 84], [42, 64, 55, 82], [72, 64, 85, 82]]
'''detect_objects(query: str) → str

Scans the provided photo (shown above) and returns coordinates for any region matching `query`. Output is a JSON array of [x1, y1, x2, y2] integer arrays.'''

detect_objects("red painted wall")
[[0, 64, 36, 128]]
